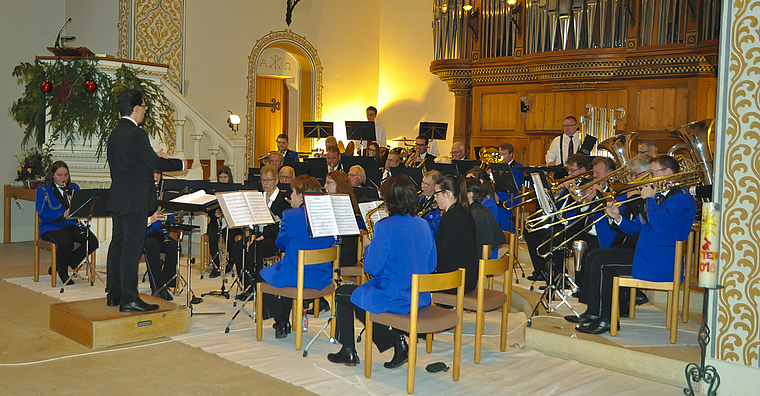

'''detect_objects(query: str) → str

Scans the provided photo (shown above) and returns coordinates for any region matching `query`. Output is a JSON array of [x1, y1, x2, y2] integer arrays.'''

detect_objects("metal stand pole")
[[684, 285, 722, 396]]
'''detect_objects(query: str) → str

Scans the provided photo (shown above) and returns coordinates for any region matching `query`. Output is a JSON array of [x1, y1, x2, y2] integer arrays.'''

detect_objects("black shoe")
[[384, 338, 409, 369], [153, 289, 173, 301], [274, 321, 290, 339], [107, 297, 120, 307], [208, 268, 221, 278], [306, 298, 330, 315], [327, 346, 360, 366], [48, 267, 52, 276], [120, 298, 160, 313], [576, 318, 618, 335], [564, 311, 600, 325], [236, 290, 252, 301], [272, 321, 292, 334], [635, 290, 649, 306], [527, 272, 546, 282]]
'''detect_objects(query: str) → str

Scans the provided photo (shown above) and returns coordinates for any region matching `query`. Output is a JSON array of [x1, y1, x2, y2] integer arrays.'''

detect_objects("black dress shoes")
[[236, 290, 252, 301], [120, 298, 160, 313], [384, 338, 409, 369], [527, 272, 547, 282], [564, 311, 600, 326], [635, 290, 649, 306], [274, 321, 290, 339], [208, 268, 221, 278], [107, 297, 120, 307], [152, 289, 173, 301], [327, 346, 360, 366], [576, 318, 618, 335], [306, 298, 330, 315]]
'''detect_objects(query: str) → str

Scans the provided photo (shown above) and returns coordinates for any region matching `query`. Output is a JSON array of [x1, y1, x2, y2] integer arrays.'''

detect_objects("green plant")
[[10, 58, 172, 158], [15, 141, 53, 182]]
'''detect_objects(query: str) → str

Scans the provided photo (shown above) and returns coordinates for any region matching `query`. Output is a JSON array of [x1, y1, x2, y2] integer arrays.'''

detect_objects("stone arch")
[[246, 29, 323, 172]]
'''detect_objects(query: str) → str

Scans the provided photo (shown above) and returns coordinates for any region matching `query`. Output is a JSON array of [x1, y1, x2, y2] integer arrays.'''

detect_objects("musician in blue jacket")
[[36, 161, 99, 285], [328, 175, 437, 368], [577, 155, 696, 335], [143, 171, 177, 301], [496, 142, 524, 233], [259, 175, 336, 339]]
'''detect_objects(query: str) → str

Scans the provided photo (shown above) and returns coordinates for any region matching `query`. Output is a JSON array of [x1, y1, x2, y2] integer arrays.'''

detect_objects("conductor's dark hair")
[[118, 89, 143, 116], [380, 175, 417, 216]]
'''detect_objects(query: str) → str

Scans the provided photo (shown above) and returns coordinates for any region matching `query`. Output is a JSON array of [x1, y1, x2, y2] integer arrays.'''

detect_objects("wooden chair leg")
[[51, 245, 58, 288], [407, 323, 418, 393], [426, 333, 433, 353], [295, 298, 303, 350], [452, 312, 462, 382], [683, 232, 695, 323], [665, 291, 673, 330], [610, 277, 620, 337], [256, 283, 263, 341], [329, 292, 336, 339], [628, 287, 636, 319], [500, 301, 508, 352], [34, 245, 40, 282], [313, 298, 320, 318], [474, 306, 484, 364], [364, 313, 373, 378]]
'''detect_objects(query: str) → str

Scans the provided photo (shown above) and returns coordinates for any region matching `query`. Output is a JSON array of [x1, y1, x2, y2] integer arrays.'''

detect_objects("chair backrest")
[[479, 255, 510, 279], [672, 239, 686, 285], [410, 268, 466, 323], [297, 245, 341, 289], [481, 244, 491, 260]]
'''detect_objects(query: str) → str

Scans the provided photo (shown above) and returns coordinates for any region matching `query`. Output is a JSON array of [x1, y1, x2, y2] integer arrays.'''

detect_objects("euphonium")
[[478, 146, 503, 171], [597, 132, 638, 168]]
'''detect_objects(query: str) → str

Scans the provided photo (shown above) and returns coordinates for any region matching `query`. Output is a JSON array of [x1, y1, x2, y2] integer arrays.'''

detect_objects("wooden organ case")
[[430, 0, 720, 165]]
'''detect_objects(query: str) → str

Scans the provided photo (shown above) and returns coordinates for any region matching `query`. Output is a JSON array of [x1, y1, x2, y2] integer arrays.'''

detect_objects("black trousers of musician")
[[524, 224, 598, 281], [207, 219, 242, 269], [231, 236, 278, 288], [107, 211, 148, 304], [339, 235, 359, 268], [143, 230, 178, 292], [41, 224, 99, 283], [580, 247, 635, 319], [334, 284, 402, 353]]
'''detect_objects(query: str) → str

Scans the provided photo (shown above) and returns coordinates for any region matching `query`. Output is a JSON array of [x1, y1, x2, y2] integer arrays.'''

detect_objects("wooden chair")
[[364, 268, 465, 394], [433, 250, 512, 363], [255, 245, 340, 350], [611, 238, 688, 344], [34, 214, 95, 287], [341, 230, 367, 285], [681, 225, 699, 323]]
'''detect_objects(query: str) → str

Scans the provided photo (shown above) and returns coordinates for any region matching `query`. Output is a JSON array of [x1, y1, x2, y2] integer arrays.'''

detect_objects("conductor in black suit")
[[106, 89, 185, 312]]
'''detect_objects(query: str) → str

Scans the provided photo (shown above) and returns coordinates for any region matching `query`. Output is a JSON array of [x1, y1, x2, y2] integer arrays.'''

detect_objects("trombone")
[[500, 169, 593, 208]]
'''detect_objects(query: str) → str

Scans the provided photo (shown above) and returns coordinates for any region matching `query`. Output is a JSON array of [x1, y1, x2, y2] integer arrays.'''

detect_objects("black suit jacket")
[[435, 204, 478, 294], [262, 190, 292, 239], [107, 118, 183, 213]]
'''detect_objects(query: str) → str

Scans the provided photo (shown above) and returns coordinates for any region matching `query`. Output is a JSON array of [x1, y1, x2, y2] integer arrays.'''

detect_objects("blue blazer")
[[616, 188, 696, 282], [147, 214, 175, 235], [351, 214, 437, 314], [36, 183, 81, 236], [260, 206, 336, 290]]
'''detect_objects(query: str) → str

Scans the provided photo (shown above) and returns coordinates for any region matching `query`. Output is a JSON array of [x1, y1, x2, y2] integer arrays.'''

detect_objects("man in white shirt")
[[366, 106, 386, 148], [450, 141, 467, 160], [546, 116, 581, 166]]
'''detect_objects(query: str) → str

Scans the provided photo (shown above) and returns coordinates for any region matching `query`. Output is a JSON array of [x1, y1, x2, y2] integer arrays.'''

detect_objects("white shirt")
[[545, 133, 580, 165]]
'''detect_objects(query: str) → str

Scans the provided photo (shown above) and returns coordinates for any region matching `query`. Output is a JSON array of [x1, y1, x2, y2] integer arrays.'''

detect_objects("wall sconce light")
[[464, 0, 473, 11], [227, 110, 240, 135]]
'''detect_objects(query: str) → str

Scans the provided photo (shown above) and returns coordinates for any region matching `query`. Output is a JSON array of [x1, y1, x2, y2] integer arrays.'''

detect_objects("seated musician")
[[326, 146, 344, 172], [465, 168, 500, 225], [382, 150, 403, 180], [466, 179, 507, 259], [259, 175, 336, 339], [231, 165, 290, 301], [366, 142, 383, 168], [418, 170, 442, 235], [325, 170, 366, 268], [407, 135, 436, 167], [267, 151, 284, 170], [35, 160, 99, 285], [278, 166, 295, 184], [450, 141, 467, 160], [327, 175, 437, 367], [497, 142, 525, 232], [143, 171, 177, 301], [434, 174, 479, 294], [576, 155, 696, 335], [347, 165, 366, 187], [566, 154, 650, 325], [524, 153, 592, 283], [276, 133, 299, 160], [207, 165, 242, 278]]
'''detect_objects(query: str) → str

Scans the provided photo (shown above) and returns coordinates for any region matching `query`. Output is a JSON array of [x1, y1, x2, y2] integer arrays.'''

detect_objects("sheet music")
[[216, 191, 275, 228], [243, 191, 275, 225], [330, 195, 360, 236], [359, 200, 388, 226], [171, 189, 217, 205], [303, 194, 339, 237]]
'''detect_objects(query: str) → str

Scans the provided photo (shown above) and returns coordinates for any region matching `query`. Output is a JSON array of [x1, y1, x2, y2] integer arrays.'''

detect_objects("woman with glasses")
[[434, 174, 478, 294], [232, 165, 291, 300]]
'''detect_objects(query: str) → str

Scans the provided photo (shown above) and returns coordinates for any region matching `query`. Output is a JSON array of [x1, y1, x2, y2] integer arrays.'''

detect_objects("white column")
[[231, 136, 247, 183], [174, 118, 186, 158], [208, 147, 219, 182], [191, 131, 203, 170]]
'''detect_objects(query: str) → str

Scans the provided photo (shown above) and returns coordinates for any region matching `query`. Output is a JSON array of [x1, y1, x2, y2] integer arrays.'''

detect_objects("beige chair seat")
[[371, 306, 460, 334], [433, 290, 507, 312], [259, 282, 336, 300]]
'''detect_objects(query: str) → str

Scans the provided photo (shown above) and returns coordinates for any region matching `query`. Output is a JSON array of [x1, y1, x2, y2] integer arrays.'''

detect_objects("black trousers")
[[143, 230, 178, 292], [231, 236, 278, 288], [581, 247, 635, 319], [334, 284, 401, 353], [524, 224, 598, 279], [107, 211, 147, 304], [207, 219, 242, 268], [41, 224, 99, 283]]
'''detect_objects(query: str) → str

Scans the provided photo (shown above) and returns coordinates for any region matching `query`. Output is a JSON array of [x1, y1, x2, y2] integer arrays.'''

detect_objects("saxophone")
[[365, 203, 387, 240], [417, 200, 438, 218]]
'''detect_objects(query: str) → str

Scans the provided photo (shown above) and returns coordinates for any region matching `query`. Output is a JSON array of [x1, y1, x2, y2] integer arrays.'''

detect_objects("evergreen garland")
[[10, 58, 173, 158]]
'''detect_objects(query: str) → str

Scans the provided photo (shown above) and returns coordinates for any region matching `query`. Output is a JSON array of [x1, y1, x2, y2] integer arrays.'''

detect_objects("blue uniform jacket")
[[260, 206, 336, 290], [147, 214, 175, 235], [616, 188, 696, 282], [36, 183, 81, 236], [594, 194, 629, 249], [351, 214, 437, 314]]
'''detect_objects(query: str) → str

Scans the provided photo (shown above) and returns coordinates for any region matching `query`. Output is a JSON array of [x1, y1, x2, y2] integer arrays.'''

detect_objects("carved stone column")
[[174, 118, 186, 158], [208, 147, 219, 182], [231, 136, 247, 183], [191, 131, 203, 170]]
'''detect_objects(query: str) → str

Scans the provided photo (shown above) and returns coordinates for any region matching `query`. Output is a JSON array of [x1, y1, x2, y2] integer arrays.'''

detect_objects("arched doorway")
[[246, 30, 323, 173]]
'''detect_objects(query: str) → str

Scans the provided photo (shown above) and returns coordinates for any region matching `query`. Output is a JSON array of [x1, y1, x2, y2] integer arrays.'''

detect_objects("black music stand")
[[64, 189, 109, 292], [161, 179, 210, 201], [342, 155, 382, 188], [427, 162, 457, 176], [490, 163, 520, 194], [452, 159, 481, 174], [353, 186, 380, 202], [391, 166, 423, 187], [304, 122, 333, 155], [346, 121, 376, 156], [304, 157, 328, 181], [419, 122, 448, 141]]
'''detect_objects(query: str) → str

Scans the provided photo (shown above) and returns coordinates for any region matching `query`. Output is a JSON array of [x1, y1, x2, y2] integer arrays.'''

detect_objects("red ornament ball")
[[40, 81, 52, 93], [84, 80, 97, 92]]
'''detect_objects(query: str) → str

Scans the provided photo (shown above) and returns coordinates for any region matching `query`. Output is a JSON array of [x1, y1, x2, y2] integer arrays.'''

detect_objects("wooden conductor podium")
[[50, 294, 190, 349]]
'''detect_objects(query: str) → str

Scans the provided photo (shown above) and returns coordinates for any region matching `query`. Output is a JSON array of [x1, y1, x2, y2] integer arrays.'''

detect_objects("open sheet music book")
[[216, 191, 275, 228], [303, 194, 361, 238], [170, 189, 217, 205], [358, 200, 388, 227]]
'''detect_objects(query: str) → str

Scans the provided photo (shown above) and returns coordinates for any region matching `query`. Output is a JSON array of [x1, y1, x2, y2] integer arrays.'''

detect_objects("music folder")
[[216, 191, 274, 229], [302, 193, 360, 238]]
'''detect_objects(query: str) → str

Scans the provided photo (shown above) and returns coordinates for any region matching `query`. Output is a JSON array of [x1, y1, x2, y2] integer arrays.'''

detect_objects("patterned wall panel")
[[716, 1, 760, 366], [118, 0, 184, 92]]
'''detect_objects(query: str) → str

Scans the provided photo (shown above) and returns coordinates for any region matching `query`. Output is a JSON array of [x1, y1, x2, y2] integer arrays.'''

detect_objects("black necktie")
[[568, 137, 574, 157]]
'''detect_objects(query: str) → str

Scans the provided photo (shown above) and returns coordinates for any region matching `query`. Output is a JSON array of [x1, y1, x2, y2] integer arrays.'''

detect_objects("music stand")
[[353, 186, 380, 202], [427, 162, 458, 176], [419, 122, 448, 141], [346, 121, 377, 156], [161, 179, 210, 201], [342, 156, 382, 188], [304, 121, 333, 153], [452, 159, 481, 175], [65, 189, 109, 291], [304, 157, 328, 181], [490, 163, 520, 194], [391, 166, 423, 187]]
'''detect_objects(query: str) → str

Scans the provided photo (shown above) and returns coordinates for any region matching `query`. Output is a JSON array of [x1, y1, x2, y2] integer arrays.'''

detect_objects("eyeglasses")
[[433, 190, 445, 196], [567, 167, 580, 173], [261, 178, 276, 183], [562, 123, 577, 128]]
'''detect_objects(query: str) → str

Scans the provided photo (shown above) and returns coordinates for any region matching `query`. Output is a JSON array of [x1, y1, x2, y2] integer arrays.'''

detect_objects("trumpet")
[[405, 151, 426, 168]]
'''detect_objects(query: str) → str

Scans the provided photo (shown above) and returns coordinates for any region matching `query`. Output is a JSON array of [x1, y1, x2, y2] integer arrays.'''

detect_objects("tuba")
[[668, 119, 714, 185], [478, 146, 503, 171], [597, 132, 638, 167]]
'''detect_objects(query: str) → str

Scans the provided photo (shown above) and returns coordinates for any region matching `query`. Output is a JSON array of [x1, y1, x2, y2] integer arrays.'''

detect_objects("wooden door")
[[254, 76, 288, 165]]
